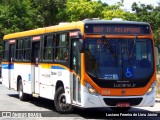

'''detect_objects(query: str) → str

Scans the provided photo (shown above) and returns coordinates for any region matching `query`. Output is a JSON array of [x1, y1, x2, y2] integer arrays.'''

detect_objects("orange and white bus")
[[2, 18, 157, 113]]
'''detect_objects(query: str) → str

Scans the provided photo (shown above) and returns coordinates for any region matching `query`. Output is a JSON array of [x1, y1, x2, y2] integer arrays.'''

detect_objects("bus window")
[[43, 35, 54, 61], [55, 33, 69, 61], [23, 38, 31, 61], [15, 39, 23, 61], [2, 41, 9, 61], [85, 38, 154, 80]]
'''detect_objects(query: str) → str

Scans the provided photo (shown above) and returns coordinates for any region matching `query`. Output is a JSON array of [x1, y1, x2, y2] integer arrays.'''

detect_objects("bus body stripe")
[[51, 66, 65, 70], [2, 64, 14, 69]]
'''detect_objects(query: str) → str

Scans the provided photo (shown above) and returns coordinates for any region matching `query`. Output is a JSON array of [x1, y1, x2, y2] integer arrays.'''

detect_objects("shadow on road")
[[8, 94, 19, 99], [7, 94, 159, 119], [8, 94, 56, 111]]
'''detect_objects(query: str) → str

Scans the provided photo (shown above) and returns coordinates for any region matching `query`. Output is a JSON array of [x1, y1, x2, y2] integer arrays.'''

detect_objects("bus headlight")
[[85, 82, 99, 96], [146, 81, 156, 95]]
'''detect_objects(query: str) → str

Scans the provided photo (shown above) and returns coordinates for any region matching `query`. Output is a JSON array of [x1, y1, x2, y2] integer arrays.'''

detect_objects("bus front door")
[[71, 40, 81, 104], [9, 43, 15, 89], [31, 41, 40, 94]]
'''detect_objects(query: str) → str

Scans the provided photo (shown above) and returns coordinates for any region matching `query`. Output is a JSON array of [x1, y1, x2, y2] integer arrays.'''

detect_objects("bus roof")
[[83, 19, 150, 25], [3, 21, 84, 40], [3, 19, 150, 40]]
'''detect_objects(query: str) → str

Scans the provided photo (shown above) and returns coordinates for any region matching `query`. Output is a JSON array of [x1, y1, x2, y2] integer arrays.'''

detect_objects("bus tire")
[[18, 80, 28, 101], [54, 87, 73, 113], [110, 107, 131, 112]]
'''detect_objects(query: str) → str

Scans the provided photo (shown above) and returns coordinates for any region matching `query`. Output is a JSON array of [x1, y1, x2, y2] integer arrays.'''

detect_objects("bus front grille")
[[103, 98, 143, 106]]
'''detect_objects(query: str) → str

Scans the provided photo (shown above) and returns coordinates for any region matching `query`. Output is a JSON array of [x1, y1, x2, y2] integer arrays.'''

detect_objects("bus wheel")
[[110, 107, 131, 112], [18, 80, 28, 101], [54, 87, 73, 113]]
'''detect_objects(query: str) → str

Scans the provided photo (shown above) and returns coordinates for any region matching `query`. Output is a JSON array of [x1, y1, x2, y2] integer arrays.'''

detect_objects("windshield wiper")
[[101, 34, 112, 52], [129, 35, 137, 59], [101, 35, 118, 66]]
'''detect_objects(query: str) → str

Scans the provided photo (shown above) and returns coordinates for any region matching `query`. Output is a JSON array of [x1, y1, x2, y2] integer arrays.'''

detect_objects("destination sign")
[[85, 24, 151, 35]]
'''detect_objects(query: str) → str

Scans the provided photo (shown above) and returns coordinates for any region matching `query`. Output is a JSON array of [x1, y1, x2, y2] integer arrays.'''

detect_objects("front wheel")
[[54, 87, 73, 113]]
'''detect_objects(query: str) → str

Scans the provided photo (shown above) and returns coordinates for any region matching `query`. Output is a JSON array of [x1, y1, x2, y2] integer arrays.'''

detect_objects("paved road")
[[0, 83, 160, 120]]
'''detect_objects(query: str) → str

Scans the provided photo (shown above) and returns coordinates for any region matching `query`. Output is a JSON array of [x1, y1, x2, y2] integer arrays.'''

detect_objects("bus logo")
[[121, 90, 126, 95]]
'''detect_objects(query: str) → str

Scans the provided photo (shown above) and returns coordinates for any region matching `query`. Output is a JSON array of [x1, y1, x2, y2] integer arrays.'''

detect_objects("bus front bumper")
[[80, 86, 156, 108]]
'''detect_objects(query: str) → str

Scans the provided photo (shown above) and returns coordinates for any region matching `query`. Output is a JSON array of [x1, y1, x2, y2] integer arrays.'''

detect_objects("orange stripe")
[[1, 62, 9, 64], [83, 71, 156, 96]]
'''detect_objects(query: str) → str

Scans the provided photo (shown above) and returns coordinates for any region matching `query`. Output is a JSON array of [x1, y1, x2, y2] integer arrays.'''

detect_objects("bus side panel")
[[14, 63, 32, 94], [63, 70, 72, 104], [51, 66, 71, 103], [2, 64, 10, 88], [39, 64, 54, 100], [10, 65, 15, 89], [38, 65, 71, 101]]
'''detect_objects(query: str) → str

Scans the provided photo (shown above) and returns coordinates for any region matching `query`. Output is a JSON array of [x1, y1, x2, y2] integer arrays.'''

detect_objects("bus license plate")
[[116, 103, 130, 107]]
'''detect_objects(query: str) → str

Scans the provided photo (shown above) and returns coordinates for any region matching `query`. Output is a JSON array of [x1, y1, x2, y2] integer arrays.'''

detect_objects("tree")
[[0, 0, 39, 48], [0, 0, 36, 34], [103, 1, 137, 21], [64, 0, 106, 22], [131, 2, 153, 24], [31, 0, 67, 26], [131, 2, 160, 46]]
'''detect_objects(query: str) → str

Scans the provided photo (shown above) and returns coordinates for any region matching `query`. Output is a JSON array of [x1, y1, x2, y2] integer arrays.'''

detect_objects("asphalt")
[[156, 97, 160, 103]]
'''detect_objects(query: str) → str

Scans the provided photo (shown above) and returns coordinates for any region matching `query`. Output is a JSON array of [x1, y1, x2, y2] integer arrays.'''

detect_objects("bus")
[[2, 18, 157, 113]]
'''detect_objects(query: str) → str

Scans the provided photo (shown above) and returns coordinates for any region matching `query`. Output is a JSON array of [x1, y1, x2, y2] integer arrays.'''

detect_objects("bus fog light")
[[85, 82, 99, 96], [146, 81, 156, 95]]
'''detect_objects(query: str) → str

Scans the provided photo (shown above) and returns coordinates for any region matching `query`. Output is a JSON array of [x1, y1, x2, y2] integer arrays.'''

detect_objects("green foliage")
[[102, 1, 138, 21], [0, 0, 35, 34], [65, 0, 106, 21], [131, 2, 160, 45], [31, 0, 67, 26], [0, 0, 160, 47], [154, 28, 160, 47]]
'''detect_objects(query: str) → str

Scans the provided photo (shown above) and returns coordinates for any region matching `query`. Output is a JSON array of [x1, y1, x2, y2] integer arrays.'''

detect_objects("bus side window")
[[43, 35, 54, 61], [15, 39, 23, 61], [2, 41, 9, 61], [23, 38, 31, 61], [55, 33, 69, 61]]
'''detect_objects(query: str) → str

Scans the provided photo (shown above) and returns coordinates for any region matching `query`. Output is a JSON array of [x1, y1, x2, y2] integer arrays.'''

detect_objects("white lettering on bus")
[[114, 83, 136, 88]]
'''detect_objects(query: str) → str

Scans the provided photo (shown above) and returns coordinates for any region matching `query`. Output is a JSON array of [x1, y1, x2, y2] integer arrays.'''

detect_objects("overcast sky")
[[101, 0, 160, 11]]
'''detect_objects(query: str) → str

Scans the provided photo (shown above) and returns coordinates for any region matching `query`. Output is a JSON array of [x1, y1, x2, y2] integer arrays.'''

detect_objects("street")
[[0, 83, 160, 120]]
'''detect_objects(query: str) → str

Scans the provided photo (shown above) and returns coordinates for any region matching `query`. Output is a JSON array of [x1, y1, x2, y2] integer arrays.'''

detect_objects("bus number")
[[93, 27, 103, 33]]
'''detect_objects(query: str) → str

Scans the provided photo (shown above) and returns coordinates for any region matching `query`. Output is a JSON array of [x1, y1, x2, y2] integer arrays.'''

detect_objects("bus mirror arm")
[[79, 39, 84, 53], [78, 31, 83, 39]]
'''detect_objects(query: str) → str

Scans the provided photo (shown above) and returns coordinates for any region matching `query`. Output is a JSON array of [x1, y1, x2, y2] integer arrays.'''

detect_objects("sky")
[[101, 0, 160, 11]]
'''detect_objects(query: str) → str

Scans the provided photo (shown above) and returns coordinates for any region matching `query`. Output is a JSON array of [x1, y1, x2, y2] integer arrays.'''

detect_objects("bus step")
[[32, 93, 39, 98]]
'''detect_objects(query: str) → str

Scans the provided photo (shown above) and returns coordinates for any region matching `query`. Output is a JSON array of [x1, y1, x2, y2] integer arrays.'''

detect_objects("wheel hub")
[[59, 93, 70, 110]]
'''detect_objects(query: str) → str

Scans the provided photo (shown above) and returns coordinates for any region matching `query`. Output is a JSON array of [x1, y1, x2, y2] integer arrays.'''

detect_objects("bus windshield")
[[85, 38, 154, 81]]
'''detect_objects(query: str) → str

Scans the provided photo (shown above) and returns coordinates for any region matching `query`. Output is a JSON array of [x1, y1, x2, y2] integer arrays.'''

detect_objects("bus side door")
[[71, 39, 81, 104], [31, 41, 40, 94], [9, 42, 15, 89]]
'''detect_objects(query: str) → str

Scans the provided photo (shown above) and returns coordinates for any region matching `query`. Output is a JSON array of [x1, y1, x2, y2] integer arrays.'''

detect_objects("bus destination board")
[[85, 24, 150, 35]]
